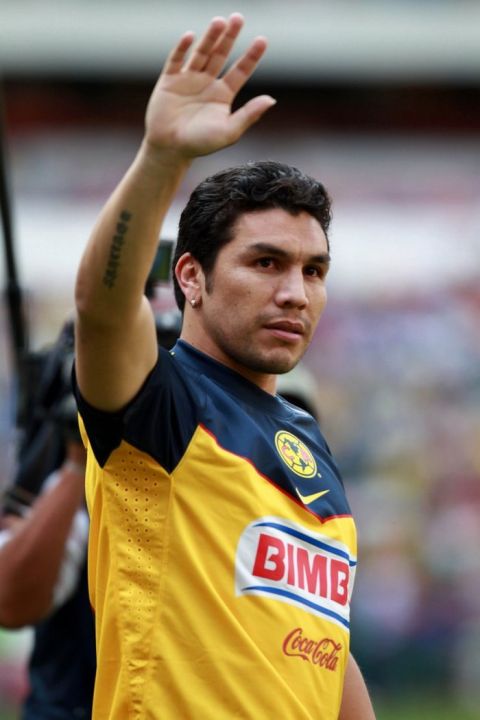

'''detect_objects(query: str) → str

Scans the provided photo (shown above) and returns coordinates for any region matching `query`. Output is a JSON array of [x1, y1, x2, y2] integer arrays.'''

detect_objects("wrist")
[[138, 139, 193, 176]]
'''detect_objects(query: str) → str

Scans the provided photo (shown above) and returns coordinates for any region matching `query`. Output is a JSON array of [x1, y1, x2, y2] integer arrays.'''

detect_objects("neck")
[[179, 331, 278, 395]]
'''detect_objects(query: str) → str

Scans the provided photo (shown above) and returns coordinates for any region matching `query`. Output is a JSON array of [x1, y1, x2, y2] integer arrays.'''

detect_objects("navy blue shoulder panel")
[[73, 346, 199, 471]]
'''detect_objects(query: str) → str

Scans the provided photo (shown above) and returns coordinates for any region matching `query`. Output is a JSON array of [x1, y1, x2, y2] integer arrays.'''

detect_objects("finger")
[[163, 32, 196, 75], [222, 36, 268, 96], [228, 94, 277, 140], [185, 17, 228, 72], [204, 13, 244, 77]]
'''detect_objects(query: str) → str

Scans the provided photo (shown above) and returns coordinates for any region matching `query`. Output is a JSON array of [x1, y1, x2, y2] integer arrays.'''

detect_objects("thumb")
[[229, 95, 277, 139]]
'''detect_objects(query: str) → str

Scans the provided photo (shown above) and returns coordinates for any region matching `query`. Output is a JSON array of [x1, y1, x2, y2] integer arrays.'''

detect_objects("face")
[[181, 208, 330, 392]]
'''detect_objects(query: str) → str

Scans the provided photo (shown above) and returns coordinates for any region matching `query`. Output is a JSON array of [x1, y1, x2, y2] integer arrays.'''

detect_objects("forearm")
[[338, 653, 376, 720], [0, 463, 86, 628], [76, 141, 190, 327], [75, 143, 192, 410]]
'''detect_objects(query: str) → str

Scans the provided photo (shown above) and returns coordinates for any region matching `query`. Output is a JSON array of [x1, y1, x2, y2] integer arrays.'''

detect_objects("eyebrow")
[[246, 242, 331, 265]]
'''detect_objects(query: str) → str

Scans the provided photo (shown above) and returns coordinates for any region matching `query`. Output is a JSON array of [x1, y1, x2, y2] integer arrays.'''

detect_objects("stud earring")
[[191, 298, 196, 307]]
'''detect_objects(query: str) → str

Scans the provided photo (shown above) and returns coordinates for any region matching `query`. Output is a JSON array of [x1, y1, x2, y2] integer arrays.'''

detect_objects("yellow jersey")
[[76, 341, 357, 719]]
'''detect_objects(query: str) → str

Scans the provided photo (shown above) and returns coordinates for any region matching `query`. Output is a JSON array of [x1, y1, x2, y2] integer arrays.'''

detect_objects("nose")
[[274, 268, 308, 308]]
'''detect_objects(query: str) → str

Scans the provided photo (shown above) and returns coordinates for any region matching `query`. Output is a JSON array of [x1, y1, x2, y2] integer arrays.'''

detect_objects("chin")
[[254, 350, 301, 375], [270, 359, 299, 375], [224, 340, 304, 376]]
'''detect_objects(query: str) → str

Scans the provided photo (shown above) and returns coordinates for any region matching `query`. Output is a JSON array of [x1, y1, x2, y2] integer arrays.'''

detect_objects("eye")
[[304, 264, 327, 279], [256, 257, 275, 269]]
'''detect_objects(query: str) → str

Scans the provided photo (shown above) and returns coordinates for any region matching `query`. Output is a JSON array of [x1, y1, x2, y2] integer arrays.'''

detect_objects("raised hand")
[[144, 13, 276, 158]]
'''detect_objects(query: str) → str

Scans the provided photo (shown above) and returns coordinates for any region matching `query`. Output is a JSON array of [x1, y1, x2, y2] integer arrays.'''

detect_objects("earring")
[[190, 298, 196, 307]]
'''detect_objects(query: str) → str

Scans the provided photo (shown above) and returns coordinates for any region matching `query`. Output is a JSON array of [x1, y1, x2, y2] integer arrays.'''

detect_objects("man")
[[74, 13, 375, 719]]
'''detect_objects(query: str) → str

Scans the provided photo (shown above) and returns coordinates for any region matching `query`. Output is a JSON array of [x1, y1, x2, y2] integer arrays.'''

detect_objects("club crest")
[[275, 430, 317, 478]]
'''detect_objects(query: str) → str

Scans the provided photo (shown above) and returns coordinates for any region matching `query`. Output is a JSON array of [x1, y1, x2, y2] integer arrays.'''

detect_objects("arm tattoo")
[[102, 210, 132, 288]]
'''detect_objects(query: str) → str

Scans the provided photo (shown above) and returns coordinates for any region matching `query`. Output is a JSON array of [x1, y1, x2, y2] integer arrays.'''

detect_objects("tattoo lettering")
[[103, 210, 133, 288]]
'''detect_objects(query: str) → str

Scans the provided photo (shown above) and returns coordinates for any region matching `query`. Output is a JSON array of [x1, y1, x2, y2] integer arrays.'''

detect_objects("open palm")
[[144, 14, 275, 157]]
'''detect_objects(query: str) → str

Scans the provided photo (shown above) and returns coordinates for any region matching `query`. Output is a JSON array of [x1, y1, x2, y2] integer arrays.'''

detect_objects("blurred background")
[[1, 1, 479, 718]]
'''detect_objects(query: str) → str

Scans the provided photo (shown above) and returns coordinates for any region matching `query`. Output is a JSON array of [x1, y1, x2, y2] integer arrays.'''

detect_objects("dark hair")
[[172, 160, 332, 311]]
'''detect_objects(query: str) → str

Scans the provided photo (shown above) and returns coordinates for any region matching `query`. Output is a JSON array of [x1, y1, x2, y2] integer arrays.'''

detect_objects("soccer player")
[[73, 13, 376, 719]]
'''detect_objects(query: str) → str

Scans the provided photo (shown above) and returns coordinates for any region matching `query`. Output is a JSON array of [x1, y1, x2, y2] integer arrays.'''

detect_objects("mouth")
[[263, 319, 306, 342]]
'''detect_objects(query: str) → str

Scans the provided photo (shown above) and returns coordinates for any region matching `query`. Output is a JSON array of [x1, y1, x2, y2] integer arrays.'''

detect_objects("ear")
[[174, 252, 203, 306]]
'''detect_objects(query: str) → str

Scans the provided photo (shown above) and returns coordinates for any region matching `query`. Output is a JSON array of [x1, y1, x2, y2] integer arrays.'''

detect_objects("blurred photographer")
[[0, 320, 95, 719]]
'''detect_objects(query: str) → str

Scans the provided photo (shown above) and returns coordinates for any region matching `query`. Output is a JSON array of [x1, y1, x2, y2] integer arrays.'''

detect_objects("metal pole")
[[0, 80, 28, 374]]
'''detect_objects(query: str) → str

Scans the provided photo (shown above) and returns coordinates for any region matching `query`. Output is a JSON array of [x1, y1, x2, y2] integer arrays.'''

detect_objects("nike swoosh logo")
[[295, 488, 330, 505]]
